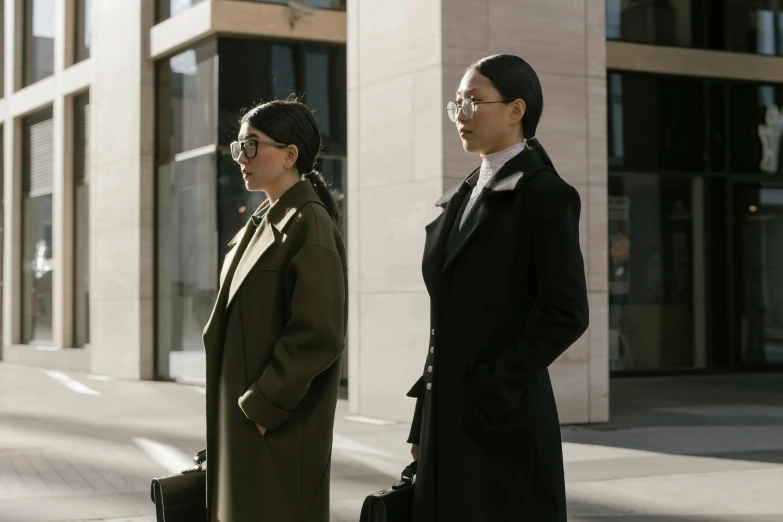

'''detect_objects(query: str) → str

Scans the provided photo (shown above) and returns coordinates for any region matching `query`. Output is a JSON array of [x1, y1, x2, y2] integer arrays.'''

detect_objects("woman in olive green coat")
[[202, 100, 347, 522]]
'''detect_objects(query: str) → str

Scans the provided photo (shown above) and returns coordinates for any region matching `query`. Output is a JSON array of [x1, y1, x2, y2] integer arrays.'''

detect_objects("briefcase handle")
[[182, 449, 207, 475], [391, 460, 418, 490]]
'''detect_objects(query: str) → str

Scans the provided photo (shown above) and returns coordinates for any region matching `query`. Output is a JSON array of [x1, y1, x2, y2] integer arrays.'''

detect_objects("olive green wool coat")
[[202, 180, 348, 522]]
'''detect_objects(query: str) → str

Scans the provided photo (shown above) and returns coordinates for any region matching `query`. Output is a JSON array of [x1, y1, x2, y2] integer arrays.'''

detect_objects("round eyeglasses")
[[230, 139, 287, 161], [446, 99, 511, 122]]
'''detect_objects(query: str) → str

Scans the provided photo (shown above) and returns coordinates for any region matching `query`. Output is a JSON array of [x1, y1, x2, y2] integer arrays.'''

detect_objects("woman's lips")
[[459, 128, 471, 137]]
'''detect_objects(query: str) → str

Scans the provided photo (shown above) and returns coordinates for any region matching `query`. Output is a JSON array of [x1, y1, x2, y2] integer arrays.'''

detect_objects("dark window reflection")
[[24, 0, 55, 86], [607, 0, 783, 56], [709, 83, 727, 172], [736, 186, 783, 364], [607, 71, 705, 173], [608, 173, 703, 371], [156, 38, 347, 381], [724, 0, 783, 55], [218, 38, 346, 154], [156, 154, 218, 381], [605, 0, 704, 48], [157, 41, 217, 164], [155, 41, 218, 381], [22, 195, 53, 344], [75, 0, 91, 62], [22, 113, 54, 344]]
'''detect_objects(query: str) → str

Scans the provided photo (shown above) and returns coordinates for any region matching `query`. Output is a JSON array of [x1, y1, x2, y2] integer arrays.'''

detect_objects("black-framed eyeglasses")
[[446, 99, 511, 122], [230, 139, 287, 161]]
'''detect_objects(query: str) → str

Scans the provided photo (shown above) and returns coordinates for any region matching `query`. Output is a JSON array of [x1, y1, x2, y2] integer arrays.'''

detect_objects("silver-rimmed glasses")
[[230, 139, 287, 161], [446, 99, 511, 122]]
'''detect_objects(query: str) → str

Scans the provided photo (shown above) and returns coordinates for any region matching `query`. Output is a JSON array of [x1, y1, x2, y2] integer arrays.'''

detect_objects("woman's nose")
[[456, 107, 468, 124]]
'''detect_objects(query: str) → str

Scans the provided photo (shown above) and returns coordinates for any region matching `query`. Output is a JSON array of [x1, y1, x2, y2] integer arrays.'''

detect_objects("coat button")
[[427, 366, 433, 373], [431, 329, 435, 335], [426, 383, 432, 390], [430, 346, 434, 354]]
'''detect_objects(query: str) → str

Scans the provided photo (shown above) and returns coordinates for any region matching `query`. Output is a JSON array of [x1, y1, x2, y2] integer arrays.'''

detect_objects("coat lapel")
[[439, 149, 549, 275], [226, 219, 277, 307], [422, 170, 476, 291], [224, 181, 322, 312], [202, 217, 257, 356]]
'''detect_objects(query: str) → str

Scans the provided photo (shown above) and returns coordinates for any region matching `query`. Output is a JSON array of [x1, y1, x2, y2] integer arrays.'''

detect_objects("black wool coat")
[[407, 149, 589, 522]]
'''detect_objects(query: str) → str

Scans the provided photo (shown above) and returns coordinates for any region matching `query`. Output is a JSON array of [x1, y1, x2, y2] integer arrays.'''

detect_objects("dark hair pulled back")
[[241, 100, 341, 226], [471, 54, 554, 169]]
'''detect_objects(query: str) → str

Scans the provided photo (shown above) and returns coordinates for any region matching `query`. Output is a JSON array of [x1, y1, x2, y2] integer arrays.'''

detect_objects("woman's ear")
[[284, 144, 299, 170], [509, 99, 526, 124]]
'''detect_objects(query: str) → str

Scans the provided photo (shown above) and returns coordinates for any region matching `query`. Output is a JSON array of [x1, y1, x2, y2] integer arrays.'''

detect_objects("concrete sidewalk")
[[0, 363, 782, 521]]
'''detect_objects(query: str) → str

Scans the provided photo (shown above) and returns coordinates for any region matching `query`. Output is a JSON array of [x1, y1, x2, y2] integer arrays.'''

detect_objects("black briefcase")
[[150, 449, 207, 522], [359, 461, 417, 522]]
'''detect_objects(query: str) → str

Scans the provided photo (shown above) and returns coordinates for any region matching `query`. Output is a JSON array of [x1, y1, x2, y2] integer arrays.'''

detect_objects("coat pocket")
[[464, 362, 531, 445]]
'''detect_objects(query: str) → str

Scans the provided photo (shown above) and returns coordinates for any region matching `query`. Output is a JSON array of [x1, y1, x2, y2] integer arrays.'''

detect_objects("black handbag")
[[359, 461, 417, 522], [150, 449, 208, 522]]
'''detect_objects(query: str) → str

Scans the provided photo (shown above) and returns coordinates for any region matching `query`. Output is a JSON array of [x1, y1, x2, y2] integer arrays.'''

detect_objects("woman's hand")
[[256, 423, 267, 436], [411, 444, 419, 460]]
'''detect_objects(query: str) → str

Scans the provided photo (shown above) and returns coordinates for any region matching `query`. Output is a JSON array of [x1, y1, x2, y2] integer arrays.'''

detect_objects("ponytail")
[[304, 170, 342, 227], [526, 136, 554, 169]]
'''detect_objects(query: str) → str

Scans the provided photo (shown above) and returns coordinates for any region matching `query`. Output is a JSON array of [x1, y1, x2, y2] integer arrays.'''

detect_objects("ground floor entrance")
[[609, 174, 783, 373]]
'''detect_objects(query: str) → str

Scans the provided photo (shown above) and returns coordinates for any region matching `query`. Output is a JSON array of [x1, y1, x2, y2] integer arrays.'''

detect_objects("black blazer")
[[407, 148, 589, 522]]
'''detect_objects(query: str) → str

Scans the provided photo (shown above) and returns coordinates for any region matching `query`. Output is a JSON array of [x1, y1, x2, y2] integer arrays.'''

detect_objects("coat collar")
[[424, 149, 549, 283], [225, 180, 323, 310], [435, 147, 544, 208]]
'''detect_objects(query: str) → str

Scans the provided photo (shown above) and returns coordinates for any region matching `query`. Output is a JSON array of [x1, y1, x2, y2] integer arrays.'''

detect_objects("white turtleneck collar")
[[459, 142, 527, 231], [476, 142, 527, 191]]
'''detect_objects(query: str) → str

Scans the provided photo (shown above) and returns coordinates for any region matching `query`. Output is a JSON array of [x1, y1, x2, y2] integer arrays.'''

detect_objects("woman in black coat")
[[406, 54, 589, 521]]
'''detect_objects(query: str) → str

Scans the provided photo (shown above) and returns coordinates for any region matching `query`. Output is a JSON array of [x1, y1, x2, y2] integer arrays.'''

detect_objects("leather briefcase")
[[359, 461, 417, 522], [150, 449, 207, 522]]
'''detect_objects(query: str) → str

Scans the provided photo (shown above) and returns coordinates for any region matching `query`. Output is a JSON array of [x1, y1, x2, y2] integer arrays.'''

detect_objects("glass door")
[[735, 184, 783, 366]]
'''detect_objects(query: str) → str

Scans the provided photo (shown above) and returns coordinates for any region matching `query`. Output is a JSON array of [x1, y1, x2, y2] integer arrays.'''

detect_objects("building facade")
[[1, 0, 781, 426]]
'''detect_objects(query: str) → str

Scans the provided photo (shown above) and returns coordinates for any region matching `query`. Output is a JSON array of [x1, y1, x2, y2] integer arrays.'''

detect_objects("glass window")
[[724, 0, 783, 55], [709, 83, 727, 172], [156, 153, 217, 381], [607, 0, 783, 56], [605, 0, 704, 47], [156, 38, 347, 381], [272, 44, 296, 100], [157, 0, 208, 22], [218, 38, 346, 154], [74, 93, 90, 347], [156, 42, 217, 164], [608, 173, 706, 371], [728, 82, 783, 174], [156, 41, 217, 381], [75, 0, 91, 62], [736, 185, 783, 364], [607, 71, 706, 173], [21, 111, 54, 344], [24, 0, 55, 86]]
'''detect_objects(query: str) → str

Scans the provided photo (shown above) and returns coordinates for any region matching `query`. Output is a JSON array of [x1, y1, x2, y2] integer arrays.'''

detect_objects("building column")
[[348, 0, 609, 423], [53, 0, 75, 350], [90, 0, 156, 378], [3, 0, 22, 354]]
